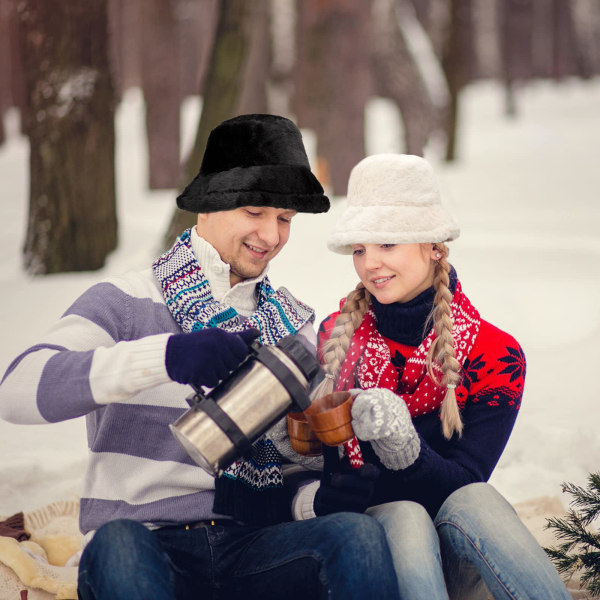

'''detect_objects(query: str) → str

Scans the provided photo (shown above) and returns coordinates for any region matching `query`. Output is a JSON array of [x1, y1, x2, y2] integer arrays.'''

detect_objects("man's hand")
[[165, 328, 260, 389], [313, 445, 380, 516]]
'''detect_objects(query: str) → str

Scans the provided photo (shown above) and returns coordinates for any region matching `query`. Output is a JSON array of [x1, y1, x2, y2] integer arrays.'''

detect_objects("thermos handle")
[[254, 345, 311, 412]]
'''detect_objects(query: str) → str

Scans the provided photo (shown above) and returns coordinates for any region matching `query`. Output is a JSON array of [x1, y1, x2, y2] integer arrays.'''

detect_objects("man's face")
[[196, 206, 297, 286]]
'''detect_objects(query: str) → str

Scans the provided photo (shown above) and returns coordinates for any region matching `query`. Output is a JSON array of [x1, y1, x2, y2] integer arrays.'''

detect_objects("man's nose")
[[257, 217, 279, 247]]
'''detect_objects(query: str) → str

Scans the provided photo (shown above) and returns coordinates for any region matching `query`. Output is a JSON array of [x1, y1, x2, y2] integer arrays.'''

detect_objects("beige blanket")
[[0, 500, 81, 599]]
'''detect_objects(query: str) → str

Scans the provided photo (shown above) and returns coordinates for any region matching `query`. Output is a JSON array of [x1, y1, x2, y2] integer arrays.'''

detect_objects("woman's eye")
[[352, 248, 364, 256], [381, 244, 396, 249], [246, 210, 260, 217]]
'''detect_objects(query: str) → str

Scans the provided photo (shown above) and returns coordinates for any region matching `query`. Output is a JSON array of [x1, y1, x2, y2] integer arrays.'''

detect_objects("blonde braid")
[[311, 283, 371, 400], [426, 243, 463, 439]]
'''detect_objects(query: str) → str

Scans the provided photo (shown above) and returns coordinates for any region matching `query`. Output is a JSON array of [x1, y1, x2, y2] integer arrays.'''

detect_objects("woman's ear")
[[427, 243, 439, 261]]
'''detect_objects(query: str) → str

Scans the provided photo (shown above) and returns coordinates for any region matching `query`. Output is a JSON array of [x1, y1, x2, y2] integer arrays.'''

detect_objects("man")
[[0, 114, 399, 600]]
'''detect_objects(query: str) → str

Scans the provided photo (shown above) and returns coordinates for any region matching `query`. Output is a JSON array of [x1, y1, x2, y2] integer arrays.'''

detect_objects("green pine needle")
[[544, 472, 600, 598]]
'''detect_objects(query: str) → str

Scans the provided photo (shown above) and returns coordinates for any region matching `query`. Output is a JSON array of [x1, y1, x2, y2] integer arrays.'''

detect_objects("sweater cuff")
[[90, 334, 172, 404], [128, 334, 173, 388], [373, 431, 421, 471], [291, 480, 319, 521]]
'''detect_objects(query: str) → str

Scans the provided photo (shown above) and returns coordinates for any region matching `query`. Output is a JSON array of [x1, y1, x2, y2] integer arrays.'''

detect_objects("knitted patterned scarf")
[[153, 228, 315, 342], [153, 228, 315, 525]]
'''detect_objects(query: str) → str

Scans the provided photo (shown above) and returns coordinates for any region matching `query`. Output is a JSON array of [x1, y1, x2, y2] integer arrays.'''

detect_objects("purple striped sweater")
[[0, 247, 316, 537]]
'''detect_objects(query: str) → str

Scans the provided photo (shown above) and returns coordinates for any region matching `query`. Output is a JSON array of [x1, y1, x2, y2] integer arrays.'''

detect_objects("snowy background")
[[1, 79, 599, 517]]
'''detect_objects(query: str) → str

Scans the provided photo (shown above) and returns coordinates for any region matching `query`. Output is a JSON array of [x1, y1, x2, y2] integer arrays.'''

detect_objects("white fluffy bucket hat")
[[327, 153, 460, 254]]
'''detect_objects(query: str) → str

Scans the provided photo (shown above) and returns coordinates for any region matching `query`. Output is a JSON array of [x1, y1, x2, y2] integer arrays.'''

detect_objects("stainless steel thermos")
[[169, 336, 320, 476]]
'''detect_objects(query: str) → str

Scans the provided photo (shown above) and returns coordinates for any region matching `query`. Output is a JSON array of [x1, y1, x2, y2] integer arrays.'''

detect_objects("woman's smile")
[[370, 275, 396, 289], [353, 243, 436, 304]]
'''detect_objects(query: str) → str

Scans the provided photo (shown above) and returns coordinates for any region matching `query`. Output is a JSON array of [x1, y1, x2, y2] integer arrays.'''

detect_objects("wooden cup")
[[287, 411, 322, 456], [304, 391, 354, 447]]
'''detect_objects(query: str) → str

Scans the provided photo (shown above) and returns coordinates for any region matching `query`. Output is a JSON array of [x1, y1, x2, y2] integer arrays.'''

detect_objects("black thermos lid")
[[275, 335, 321, 383]]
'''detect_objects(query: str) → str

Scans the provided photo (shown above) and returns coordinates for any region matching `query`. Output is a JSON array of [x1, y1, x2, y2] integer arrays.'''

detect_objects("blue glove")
[[165, 328, 260, 389], [313, 445, 380, 516]]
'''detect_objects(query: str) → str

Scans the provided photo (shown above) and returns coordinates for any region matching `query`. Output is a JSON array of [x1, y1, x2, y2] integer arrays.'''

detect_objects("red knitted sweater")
[[317, 300, 526, 517]]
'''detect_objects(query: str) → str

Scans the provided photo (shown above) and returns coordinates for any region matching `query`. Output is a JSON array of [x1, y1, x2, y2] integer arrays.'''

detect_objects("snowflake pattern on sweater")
[[318, 292, 526, 517]]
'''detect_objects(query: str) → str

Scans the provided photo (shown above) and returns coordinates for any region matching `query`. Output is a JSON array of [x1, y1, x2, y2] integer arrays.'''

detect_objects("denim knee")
[[434, 482, 516, 532], [79, 519, 174, 600], [369, 500, 432, 532], [314, 512, 393, 569], [433, 483, 572, 600], [84, 519, 152, 561], [318, 512, 386, 547], [313, 512, 399, 598]]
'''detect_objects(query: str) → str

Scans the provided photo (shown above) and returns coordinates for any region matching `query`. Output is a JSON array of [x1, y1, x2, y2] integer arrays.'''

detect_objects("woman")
[[309, 154, 570, 599]]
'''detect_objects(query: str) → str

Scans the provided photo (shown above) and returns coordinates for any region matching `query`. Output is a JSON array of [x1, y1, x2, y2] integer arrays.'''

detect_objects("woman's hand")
[[351, 388, 421, 470]]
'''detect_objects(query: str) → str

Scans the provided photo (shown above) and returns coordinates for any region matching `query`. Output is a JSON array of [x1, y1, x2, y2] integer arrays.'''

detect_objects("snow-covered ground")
[[1, 79, 599, 516]]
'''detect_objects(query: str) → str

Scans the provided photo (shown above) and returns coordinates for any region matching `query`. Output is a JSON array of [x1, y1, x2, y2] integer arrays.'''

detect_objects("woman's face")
[[352, 243, 438, 304]]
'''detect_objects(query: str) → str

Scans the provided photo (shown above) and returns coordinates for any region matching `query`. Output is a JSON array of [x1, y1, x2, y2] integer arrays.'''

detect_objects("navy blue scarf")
[[372, 267, 457, 346]]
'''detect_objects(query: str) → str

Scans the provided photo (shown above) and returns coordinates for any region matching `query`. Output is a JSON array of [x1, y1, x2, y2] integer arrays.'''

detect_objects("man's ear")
[[195, 213, 209, 235]]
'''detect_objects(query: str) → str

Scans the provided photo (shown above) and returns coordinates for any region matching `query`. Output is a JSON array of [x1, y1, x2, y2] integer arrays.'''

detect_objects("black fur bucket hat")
[[177, 114, 330, 214]]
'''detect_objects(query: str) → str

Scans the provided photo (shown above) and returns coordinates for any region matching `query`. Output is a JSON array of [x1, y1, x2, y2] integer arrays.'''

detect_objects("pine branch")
[[546, 511, 600, 552], [544, 472, 600, 598], [562, 475, 600, 526]]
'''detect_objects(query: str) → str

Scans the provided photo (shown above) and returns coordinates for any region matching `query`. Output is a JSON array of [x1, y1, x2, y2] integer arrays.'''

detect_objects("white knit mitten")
[[351, 388, 420, 470]]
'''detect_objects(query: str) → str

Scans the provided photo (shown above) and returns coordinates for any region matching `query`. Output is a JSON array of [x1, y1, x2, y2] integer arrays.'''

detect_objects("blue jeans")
[[78, 512, 400, 600], [367, 482, 571, 600]]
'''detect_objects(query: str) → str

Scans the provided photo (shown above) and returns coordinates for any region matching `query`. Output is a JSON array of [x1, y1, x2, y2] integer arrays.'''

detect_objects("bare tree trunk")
[[531, 0, 552, 78], [550, 0, 583, 79], [108, 0, 124, 100], [269, 0, 296, 117], [0, 0, 11, 144], [109, 0, 142, 95], [411, 0, 449, 60], [528, 0, 587, 79], [471, 0, 501, 79], [141, 0, 181, 190], [236, 0, 270, 115], [178, 0, 219, 97], [293, 0, 372, 195], [371, 0, 448, 156], [0, 0, 26, 141], [498, 0, 534, 117], [570, 0, 600, 77], [163, 0, 264, 248], [441, 0, 475, 162], [17, 0, 117, 274]]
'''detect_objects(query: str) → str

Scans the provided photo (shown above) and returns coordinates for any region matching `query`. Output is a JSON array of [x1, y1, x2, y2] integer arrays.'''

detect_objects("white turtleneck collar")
[[190, 226, 268, 317]]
